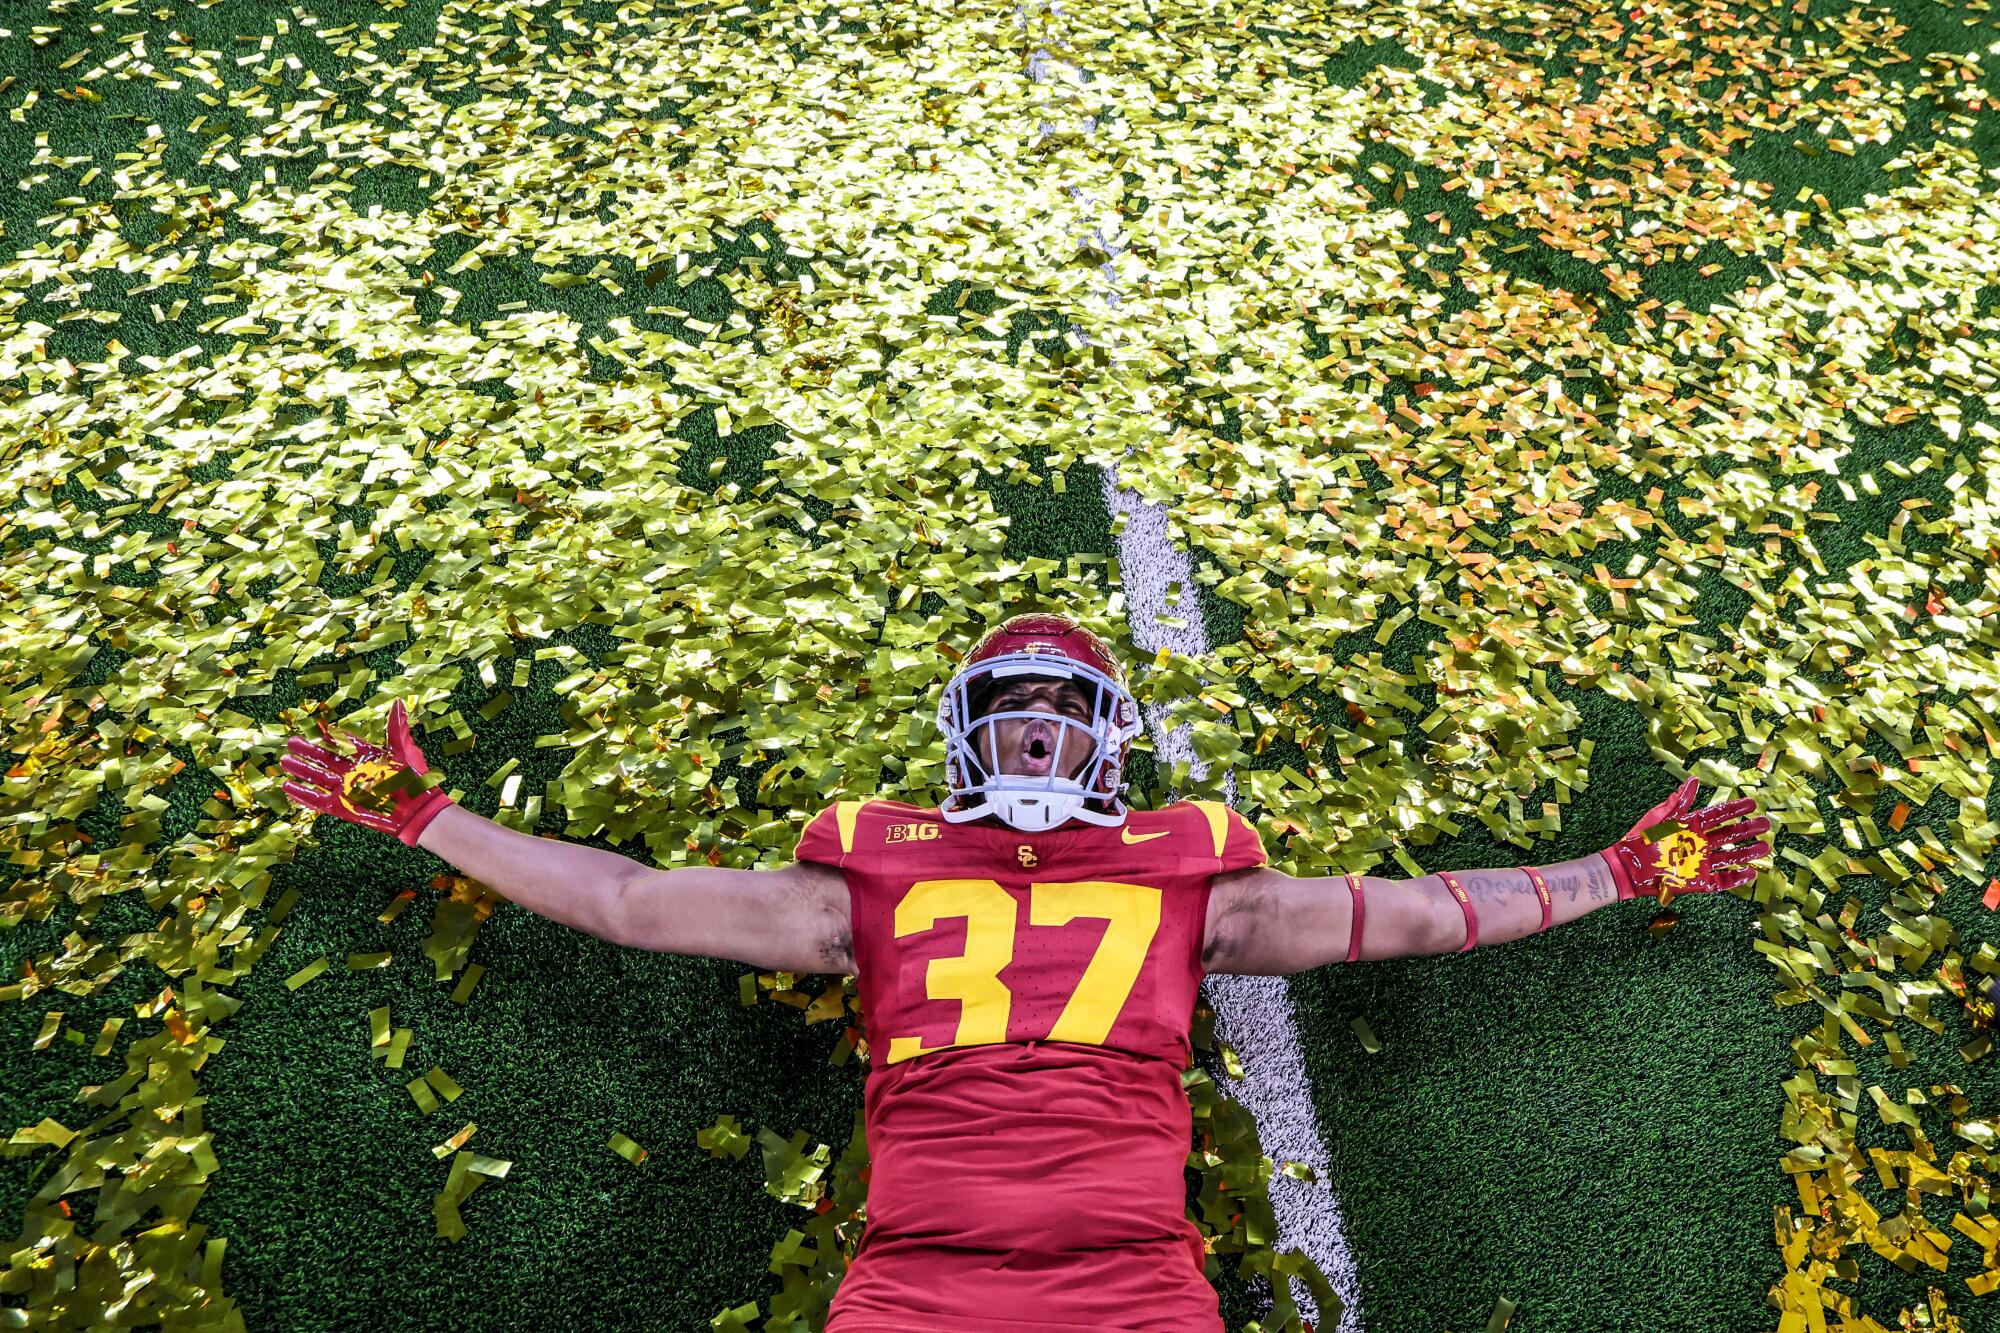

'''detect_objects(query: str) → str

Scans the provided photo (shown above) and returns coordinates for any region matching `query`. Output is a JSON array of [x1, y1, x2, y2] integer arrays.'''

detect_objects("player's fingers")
[[280, 751, 341, 789], [1689, 798, 1759, 830], [1645, 779, 1697, 829], [1704, 841, 1769, 869], [281, 780, 340, 814], [279, 760, 336, 793], [1706, 816, 1772, 847], [313, 716, 378, 762], [286, 734, 345, 770], [387, 699, 429, 776], [1633, 780, 1690, 833]]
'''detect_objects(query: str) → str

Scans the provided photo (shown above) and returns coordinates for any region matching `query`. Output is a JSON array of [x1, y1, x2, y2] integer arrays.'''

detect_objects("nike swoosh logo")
[[1121, 827, 1169, 844]]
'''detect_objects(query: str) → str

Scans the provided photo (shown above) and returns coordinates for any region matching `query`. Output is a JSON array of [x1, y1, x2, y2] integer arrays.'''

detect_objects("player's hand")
[[1602, 776, 1771, 902], [279, 699, 454, 847]]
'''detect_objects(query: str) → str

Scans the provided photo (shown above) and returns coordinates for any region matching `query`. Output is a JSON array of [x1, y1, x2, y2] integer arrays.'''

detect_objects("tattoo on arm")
[[1457, 859, 1613, 905], [1459, 871, 1501, 904], [1547, 860, 1600, 902], [1586, 857, 1616, 901], [1536, 856, 1616, 896]]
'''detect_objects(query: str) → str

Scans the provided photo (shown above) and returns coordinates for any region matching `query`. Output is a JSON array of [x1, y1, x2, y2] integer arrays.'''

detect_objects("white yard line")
[[1103, 471, 1363, 1333]]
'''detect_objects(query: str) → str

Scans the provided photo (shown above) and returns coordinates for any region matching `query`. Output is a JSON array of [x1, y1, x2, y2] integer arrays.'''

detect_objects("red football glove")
[[279, 699, 455, 847], [1601, 776, 1772, 902]]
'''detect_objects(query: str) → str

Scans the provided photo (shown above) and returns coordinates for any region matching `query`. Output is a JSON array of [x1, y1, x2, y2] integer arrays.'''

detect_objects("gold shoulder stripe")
[[834, 800, 868, 855], [1189, 799, 1231, 859]]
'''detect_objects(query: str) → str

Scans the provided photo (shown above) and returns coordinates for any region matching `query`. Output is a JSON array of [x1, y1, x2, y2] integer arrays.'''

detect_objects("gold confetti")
[[3, 0, 1995, 1324], [432, 1122, 478, 1161], [1351, 1018, 1382, 1054], [406, 1076, 441, 1116], [609, 1132, 650, 1165], [424, 1066, 465, 1103], [91, 1016, 124, 1057], [449, 963, 486, 1005]]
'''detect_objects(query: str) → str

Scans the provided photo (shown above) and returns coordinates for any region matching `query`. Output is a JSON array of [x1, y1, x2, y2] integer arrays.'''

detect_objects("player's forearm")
[[1416, 851, 1622, 952], [414, 803, 641, 942]]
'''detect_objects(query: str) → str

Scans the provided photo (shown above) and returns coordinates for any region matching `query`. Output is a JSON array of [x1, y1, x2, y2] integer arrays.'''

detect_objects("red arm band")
[[1522, 865, 1554, 934], [1448, 868, 1480, 948], [1344, 868, 1360, 960], [1346, 864, 1558, 961]]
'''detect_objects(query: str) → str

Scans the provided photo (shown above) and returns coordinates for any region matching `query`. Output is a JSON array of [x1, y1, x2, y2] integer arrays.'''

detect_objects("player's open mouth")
[[1020, 726, 1056, 775]]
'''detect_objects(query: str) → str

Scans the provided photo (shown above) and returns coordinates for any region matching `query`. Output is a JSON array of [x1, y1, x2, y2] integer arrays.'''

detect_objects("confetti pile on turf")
[[5, 0, 2000, 1329]]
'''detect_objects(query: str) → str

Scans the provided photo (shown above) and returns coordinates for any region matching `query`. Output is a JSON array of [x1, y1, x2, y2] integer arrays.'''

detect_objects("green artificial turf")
[[5, 0, 2000, 1330]]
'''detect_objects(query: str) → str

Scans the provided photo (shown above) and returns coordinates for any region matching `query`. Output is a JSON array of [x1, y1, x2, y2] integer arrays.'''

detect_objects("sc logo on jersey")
[[885, 822, 942, 844]]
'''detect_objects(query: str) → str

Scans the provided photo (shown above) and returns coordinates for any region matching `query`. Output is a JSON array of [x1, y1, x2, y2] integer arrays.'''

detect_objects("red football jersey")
[[791, 797, 1268, 1333]]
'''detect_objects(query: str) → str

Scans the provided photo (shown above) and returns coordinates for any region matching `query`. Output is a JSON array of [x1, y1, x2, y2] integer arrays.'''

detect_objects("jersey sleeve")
[[793, 802, 864, 868], [1219, 806, 1267, 873], [1187, 799, 1267, 874]]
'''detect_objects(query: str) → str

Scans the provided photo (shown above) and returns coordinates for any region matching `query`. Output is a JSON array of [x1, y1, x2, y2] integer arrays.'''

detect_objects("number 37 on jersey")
[[792, 798, 1269, 1072]]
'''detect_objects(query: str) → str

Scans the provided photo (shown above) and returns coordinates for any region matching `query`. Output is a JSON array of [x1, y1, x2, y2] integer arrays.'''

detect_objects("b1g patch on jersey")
[[884, 821, 941, 844]]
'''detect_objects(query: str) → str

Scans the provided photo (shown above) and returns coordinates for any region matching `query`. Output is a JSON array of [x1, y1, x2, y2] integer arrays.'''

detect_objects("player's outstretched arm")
[[1205, 856, 1620, 973], [1205, 778, 1772, 974], [280, 698, 652, 944], [280, 699, 854, 971], [415, 803, 649, 943], [611, 860, 852, 975], [427, 809, 853, 973], [1401, 776, 1771, 957]]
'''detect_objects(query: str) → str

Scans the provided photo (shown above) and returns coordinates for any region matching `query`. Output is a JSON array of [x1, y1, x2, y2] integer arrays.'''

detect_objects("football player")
[[279, 612, 1775, 1332]]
